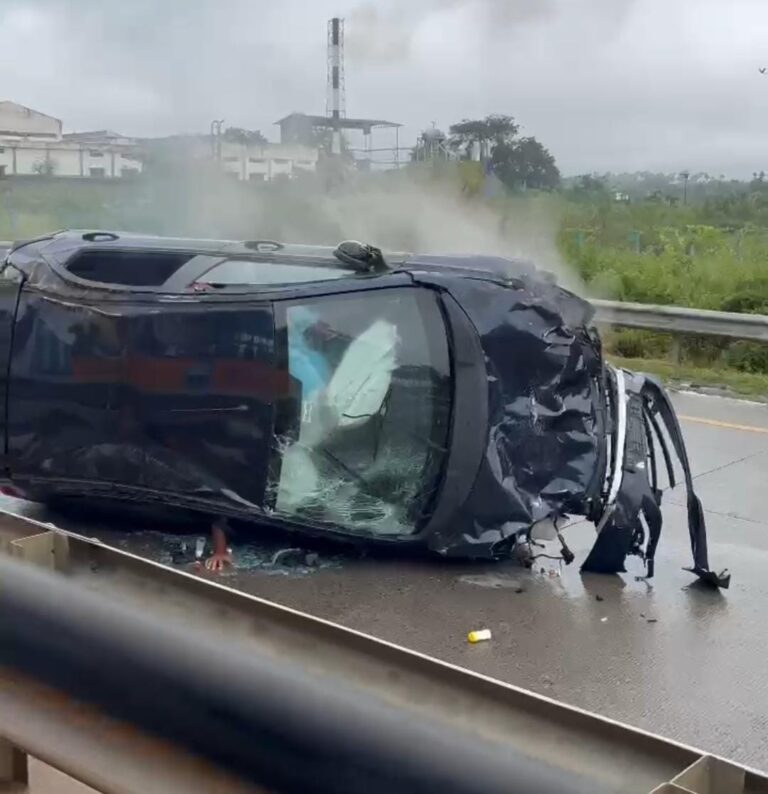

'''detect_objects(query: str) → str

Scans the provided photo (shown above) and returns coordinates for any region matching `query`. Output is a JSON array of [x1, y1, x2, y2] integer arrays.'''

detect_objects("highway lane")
[[3, 390, 767, 771]]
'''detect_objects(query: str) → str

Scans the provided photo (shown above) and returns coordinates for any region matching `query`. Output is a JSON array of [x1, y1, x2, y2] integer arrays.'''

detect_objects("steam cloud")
[[127, 167, 580, 292]]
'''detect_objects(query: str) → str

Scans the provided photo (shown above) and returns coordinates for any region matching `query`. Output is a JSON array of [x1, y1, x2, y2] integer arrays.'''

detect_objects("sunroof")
[[65, 250, 193, 287]]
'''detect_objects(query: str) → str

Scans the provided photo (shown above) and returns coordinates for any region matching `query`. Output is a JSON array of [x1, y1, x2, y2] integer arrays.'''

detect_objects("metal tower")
[[326, 17, 346, 155]]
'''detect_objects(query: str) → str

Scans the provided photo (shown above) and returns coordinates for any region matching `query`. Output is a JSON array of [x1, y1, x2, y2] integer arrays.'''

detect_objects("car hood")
[[425, 274, 605, 558]]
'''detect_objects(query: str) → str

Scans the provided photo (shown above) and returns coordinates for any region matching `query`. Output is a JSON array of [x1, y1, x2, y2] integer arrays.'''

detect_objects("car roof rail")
[[82, 231, 120, 242], [333, 240, 388, 273], [242, 239, 284, 252]]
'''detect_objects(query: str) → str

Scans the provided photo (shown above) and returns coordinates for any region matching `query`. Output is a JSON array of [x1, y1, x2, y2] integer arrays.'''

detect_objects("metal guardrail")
[[0, 513, 767, 794], [592, 299, 768, 342]]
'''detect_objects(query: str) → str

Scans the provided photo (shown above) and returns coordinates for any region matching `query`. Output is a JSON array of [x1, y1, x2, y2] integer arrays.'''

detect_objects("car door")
[[121, 254, 360, 512], [6, 283, 140, 489], [126, 298, 278, 509]]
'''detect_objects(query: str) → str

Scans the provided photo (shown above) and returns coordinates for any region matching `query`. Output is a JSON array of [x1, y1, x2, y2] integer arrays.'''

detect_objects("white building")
[[151, 134, 319, 181], [0, 101, 143, 178], [218, 141, 319, 181]]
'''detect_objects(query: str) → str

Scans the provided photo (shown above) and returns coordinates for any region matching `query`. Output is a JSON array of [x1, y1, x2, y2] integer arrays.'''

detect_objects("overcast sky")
[[2, 0, 767, 176]]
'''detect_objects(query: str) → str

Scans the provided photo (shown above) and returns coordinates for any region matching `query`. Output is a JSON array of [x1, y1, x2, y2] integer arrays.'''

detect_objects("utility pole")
[[680, 170, 690, 206], [210, 119, 224, 161]]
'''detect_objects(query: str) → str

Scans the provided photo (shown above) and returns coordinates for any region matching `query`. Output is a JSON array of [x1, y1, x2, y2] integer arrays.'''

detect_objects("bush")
[[725, 341, 768, 374], [604, 329, 671, 359], [719, 279, 768, 314]]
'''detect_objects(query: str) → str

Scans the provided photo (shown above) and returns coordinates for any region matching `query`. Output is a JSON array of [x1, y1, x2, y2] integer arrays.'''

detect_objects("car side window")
[[270, 287, 452, 537], [194, 258, 356, 287]]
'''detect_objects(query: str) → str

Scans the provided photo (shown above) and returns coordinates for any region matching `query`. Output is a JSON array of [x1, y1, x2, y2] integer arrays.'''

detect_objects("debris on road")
[[467, 629, 492, 643], [271, 548, 306, 567], [305, 552, 321, 567], [114, 531, 343, 576], [458, 573, 524, 590]]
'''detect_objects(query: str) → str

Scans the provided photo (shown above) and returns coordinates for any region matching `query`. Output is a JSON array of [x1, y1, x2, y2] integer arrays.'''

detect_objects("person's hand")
[[204, 550, 232, 572]]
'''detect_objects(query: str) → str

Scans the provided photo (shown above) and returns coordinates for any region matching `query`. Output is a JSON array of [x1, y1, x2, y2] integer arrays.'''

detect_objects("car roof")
[[11, 230, 372, 262], [6, 230, 546, 292]]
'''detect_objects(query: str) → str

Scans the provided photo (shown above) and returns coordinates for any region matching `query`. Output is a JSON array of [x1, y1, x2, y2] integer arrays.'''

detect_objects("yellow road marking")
[[679, 415, 768, 434]]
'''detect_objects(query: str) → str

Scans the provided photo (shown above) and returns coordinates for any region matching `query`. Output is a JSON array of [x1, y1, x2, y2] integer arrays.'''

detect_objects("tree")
[[448, 114, 519, 158], [750, 171, 768, 192], [491, 137, 560, 191], [569, 173, 609, 195], [223, 127, 267, 145], [446, 114, 559, 190], [32, 158, 56, 176]]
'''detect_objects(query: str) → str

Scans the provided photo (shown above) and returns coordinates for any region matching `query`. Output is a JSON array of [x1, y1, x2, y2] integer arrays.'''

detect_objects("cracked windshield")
[[275, 289, 452, 535]]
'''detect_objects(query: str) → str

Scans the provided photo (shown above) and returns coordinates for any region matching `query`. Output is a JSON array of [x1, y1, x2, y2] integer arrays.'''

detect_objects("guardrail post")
[[0, 738, 27, 787], [28, 757, 101, 793], [669, 337, 682, 365], [9, 531, 69, 570]]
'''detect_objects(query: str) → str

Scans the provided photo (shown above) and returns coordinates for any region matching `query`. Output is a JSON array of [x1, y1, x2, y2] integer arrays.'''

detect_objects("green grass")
[[607, 355, 768, 399]]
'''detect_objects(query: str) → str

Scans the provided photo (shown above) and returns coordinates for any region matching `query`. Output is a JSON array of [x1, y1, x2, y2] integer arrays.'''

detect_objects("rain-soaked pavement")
[[3, 390, 768, 771]]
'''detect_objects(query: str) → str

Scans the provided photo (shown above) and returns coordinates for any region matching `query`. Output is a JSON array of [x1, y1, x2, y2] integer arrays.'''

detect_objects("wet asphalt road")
[[3, 390, 768, 771]]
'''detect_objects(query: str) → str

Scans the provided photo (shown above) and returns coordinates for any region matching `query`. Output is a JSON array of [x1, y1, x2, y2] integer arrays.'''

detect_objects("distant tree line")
[[442, 114, 561, 191]]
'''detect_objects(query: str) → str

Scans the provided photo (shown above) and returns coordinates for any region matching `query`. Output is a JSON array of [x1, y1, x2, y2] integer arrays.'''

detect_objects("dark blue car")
[[0, 231, 728, 585]]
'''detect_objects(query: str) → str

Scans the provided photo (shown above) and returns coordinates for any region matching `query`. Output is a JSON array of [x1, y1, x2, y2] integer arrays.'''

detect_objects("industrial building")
[[146, 132, 319, 181], [219, 140, 318, 181], [0, 101, 143, 178], [273, 19, 405, 170]]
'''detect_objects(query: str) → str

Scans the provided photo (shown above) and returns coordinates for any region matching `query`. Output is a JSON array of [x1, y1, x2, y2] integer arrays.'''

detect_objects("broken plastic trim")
[[606, 367, 627, 507], [582, 366, 730, 589], [642, 376, 730, 588]]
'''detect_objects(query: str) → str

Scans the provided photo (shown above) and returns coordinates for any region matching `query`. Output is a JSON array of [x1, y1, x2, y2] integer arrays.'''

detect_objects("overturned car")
[[0, 231, 728, 585]]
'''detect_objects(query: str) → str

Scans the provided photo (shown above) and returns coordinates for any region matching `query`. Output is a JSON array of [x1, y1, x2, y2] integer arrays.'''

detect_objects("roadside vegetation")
[[557, 174, 768, 387]]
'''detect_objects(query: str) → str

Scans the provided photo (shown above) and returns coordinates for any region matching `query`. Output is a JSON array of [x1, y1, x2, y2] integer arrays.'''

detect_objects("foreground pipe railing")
[[0, 554, 599, 794], [1, 518, 767, 794]]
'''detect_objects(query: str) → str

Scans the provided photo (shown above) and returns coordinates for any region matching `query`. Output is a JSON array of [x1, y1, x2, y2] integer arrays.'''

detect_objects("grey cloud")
[[0, 0, 766, 176], [346, 0, 558, 64]]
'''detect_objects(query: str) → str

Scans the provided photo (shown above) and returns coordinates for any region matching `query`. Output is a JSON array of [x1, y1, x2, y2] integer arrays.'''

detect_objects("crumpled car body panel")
[[420, 275, 605, 558], [419, 271, 728, 587]]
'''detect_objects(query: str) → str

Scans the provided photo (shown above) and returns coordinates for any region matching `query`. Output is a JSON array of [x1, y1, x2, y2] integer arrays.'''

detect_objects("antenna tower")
[[326, 17, 346, 155]]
